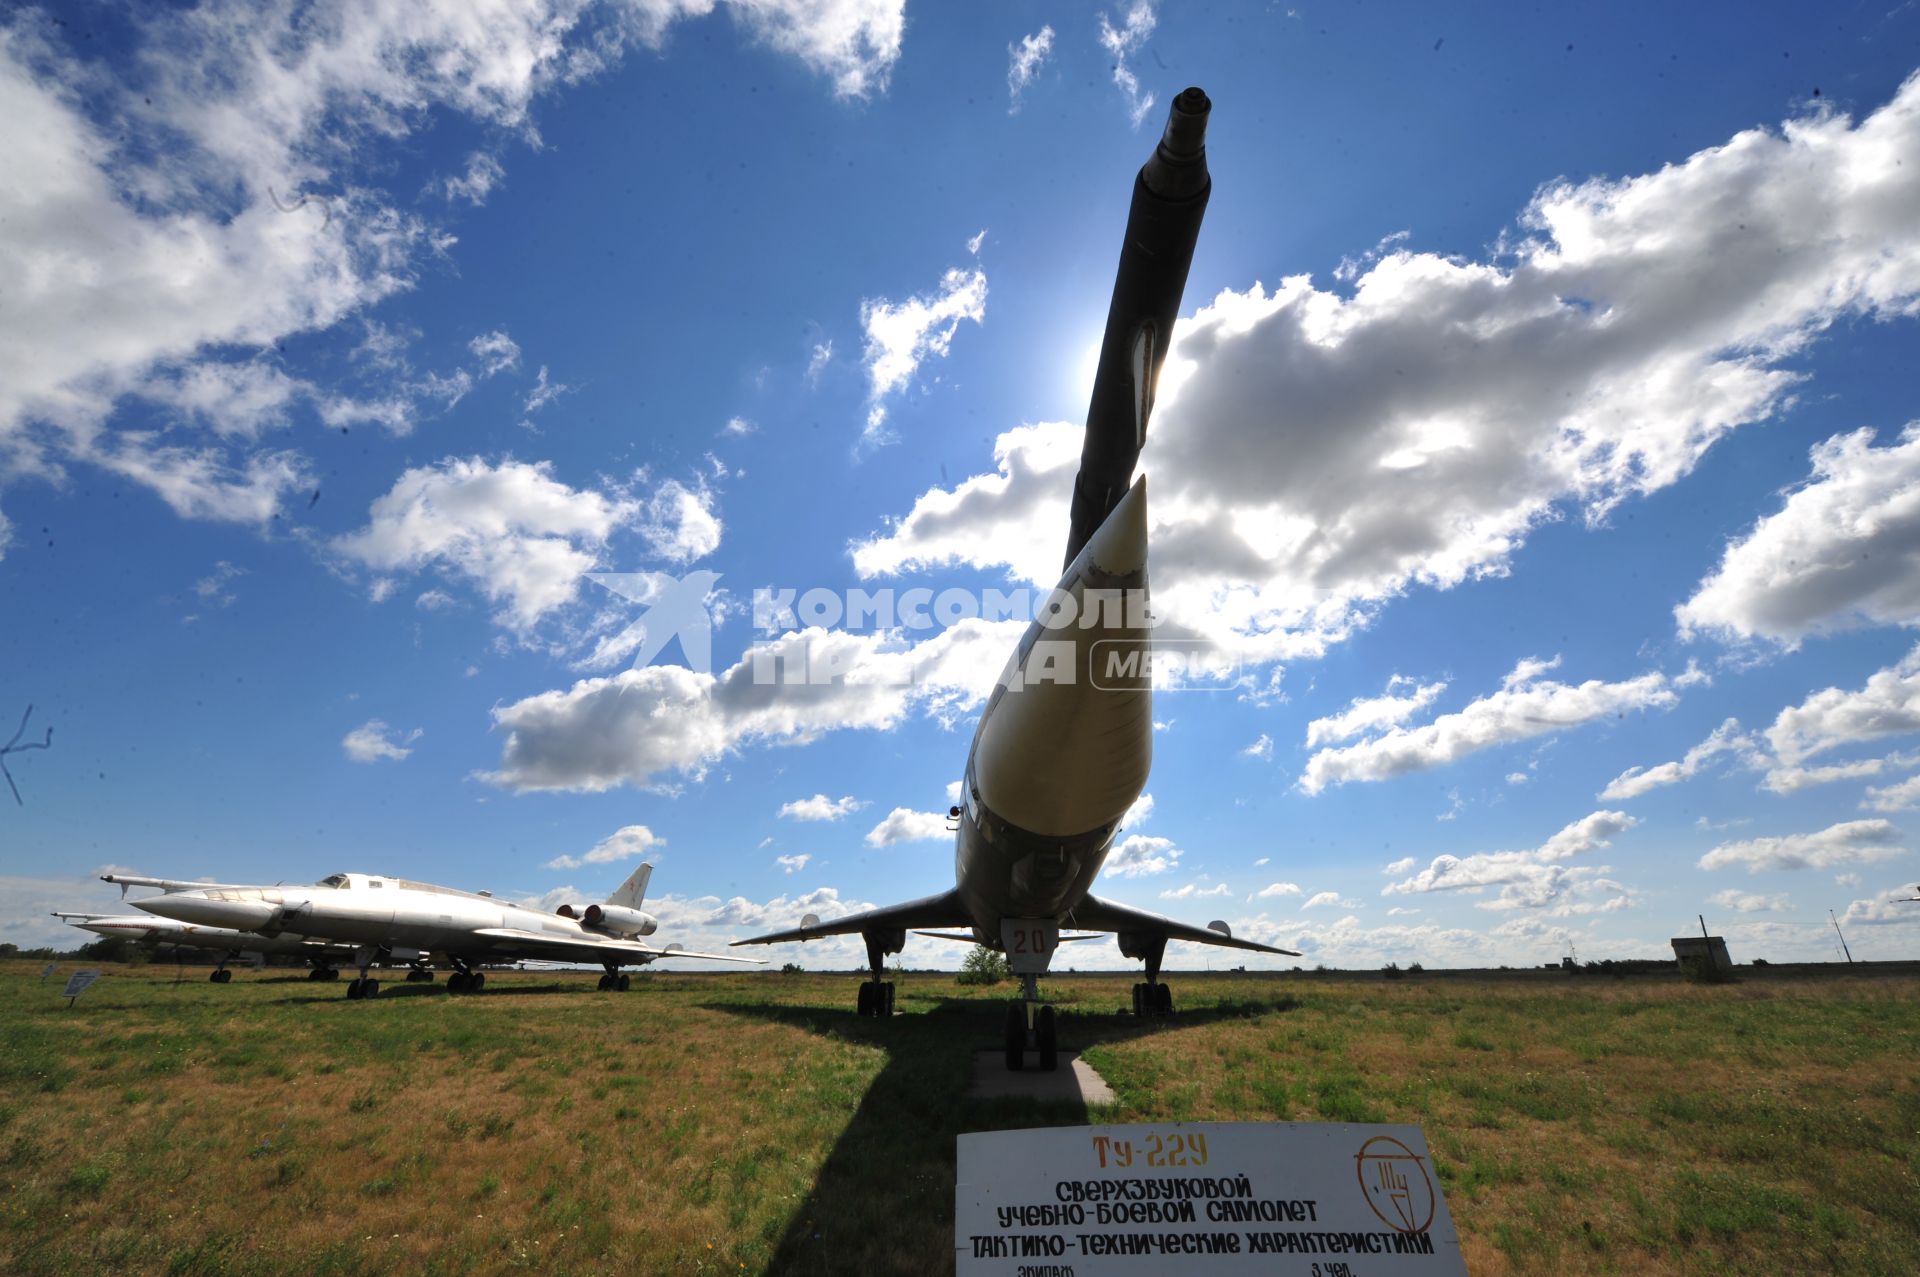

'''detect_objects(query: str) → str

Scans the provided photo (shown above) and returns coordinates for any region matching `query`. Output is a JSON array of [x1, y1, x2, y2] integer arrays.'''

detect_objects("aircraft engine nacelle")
[[582, 904, 657, 937]]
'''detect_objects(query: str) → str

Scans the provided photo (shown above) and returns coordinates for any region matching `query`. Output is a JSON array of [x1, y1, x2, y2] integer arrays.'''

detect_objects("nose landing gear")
[[1004, 974, 1060, 1071]]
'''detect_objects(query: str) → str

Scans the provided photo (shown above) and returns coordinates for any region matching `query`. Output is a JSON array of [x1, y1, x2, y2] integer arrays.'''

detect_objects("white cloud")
[[1841, 884, 1920, 928], [468, 330, 521, 377], [193, 560, 245, 606], [1763, 750, 1920, 795], [1253, 882, 1302, 898], [342, 719, 421, 763], [1300, 891, 1358, 910], [487, 618, 1022, 792], [636, 479, 722, 563], [1678, 425, 1920, 646], [1765, 644, 1920, 766], [334, 457, 637, 630], [1382, 857, 1416, 875], [1105, 834, 1181, 877], [138, 361, 306, 440], [1160, 881, 1231, 900], [1600, 717, 1759, 800], [545, 823, 664, 871], [1698, 819, 1905, 873], [859, 259, 987, 444], [1096, 2, 1157, 128], [1006, 26, 1054, 113], [442, 151, 504, 205], [523, 365, 571, 415], [1242, 733, 1274, 761], [775, 853, 811, 874], [1384, 810, 1637, 914], [1864, 773, 1920, 813], [1306, 677, 1448, 747], [722, 415, 758, 437], [779, 793, 864, 822], [1301, 658, 1678, 794], [1121, 791, 1155, 829], [1252, 856, 1269, 866], [852, 78, 1920, 678], [1709, 888, 1789, 914], [864, 807, 950, 846]]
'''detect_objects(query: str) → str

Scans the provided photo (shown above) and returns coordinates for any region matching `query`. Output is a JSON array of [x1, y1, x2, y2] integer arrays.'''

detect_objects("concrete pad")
[[968, 1050, 1117, 1105]]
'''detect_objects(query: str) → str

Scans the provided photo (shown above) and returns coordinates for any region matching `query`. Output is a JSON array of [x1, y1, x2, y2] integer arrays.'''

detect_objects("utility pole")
[[1829, 909, 1854, 963]]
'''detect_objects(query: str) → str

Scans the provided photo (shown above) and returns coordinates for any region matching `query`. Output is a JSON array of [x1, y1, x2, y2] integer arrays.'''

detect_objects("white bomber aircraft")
[[52, 910, 360, 982], [111, 863, 760, 999], [733, 89, 1299, 1072]]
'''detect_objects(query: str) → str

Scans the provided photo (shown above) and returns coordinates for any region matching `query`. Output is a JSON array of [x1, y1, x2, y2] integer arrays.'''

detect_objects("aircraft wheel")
[[346, 979, 364, 1000], [616, 973, 630, 992], [1131, 982, 1145, 1016], [1036, 1005, 1059, 1072], [323, 967, 340, 981], [470, 973, 485, 991], [307, 967, 326, 982], [857, 981, 873, 1016], [363, 980, 380, 999], [1153, 983, 1173, 1016], [883, 982, 896, 1016], [596, 973, 612, 992], [406, 968, 432, 983], [1003, 1002, 1026, 1071], [208, 970, 224, 984], [449, 972, 468, 993]]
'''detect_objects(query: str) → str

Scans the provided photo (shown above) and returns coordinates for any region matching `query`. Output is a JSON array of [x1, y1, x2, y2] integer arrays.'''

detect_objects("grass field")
[[3, 960, 1918, 1275]]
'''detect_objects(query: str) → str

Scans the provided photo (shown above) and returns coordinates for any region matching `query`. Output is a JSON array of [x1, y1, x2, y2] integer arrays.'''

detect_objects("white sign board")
[[61, 969, 102, 1000], [957, 1121, 1465, 1275]]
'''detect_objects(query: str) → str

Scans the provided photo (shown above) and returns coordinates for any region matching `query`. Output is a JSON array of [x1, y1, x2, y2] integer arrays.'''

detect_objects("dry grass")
[[2, 961, 1916, 1275]]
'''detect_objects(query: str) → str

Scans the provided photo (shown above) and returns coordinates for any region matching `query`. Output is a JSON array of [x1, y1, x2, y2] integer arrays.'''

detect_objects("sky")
[[5, 1, 1920, 969]]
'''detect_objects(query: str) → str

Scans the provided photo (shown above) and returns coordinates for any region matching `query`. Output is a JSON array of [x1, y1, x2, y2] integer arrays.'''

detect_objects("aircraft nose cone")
[[133, 892, 272, 930]]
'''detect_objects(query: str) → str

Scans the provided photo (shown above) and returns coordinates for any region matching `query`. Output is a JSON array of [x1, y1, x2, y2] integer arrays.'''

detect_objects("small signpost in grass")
[[957, 1121, 1466, 1275], [61, 969, 101, 1007]]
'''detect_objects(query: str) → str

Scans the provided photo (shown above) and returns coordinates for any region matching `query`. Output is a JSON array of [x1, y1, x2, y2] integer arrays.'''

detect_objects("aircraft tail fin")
[[608, 863, 653, 910]]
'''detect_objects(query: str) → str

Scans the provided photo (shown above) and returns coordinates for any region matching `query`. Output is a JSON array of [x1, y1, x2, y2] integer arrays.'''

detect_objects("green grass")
[[1, 960, 1917, 1275]]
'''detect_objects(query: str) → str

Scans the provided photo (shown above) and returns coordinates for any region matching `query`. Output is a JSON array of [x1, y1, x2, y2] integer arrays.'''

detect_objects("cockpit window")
[[369, 879, 384, 888], [319, 874, 348, 888]]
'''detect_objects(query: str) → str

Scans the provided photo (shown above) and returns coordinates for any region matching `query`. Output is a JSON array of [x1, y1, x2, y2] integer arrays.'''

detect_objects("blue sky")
[[6, 1, 1920, 967]]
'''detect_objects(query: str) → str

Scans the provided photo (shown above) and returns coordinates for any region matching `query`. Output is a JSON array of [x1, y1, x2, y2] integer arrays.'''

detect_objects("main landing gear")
[[1004, 973, 1060, 1072], [306, 965, 341, 982], [596, 970, 631, 991], [447, 960, 487, 993], [345, 947, 382, 1000], [405, 966, 436, 983], [856, 931, 897, 1017], [1123, 932, 1175, 1017]]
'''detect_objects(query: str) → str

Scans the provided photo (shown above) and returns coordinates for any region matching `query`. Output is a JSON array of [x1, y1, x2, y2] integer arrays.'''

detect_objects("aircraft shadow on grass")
[[707, 989, 1298, 1275]]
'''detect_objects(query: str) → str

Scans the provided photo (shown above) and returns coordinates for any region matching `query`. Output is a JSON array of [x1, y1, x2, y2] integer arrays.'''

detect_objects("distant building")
[[1671, 935, 1732, 976]]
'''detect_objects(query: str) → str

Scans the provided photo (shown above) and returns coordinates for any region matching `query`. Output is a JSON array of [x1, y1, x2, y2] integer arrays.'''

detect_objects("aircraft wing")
[[469, 928, 763, 965], [1066, 893, 1302, 957], [730, 889, 972, 946]]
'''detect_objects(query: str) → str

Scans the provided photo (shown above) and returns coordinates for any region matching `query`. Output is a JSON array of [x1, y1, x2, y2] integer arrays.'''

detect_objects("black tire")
[[883, 982, 896, 1016], [208, 970, 222, 983], [1003, 1002, 1026, 1071], [308, 968, 326, 981], [471, 973, 485, 991], [325, 967, 340, 981], [1131, 982, 1144, 1016], [1036, 1005, 1059, 1072], [346, 979, 364, 1000], [1153, 983, 1173, 1016], [363, 980, 380, 999], [596, 973, 611, 991], [857, 981, 873, 1016], [616, 973, 630, 992]]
